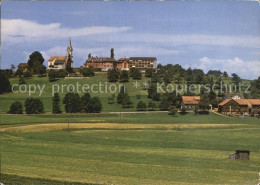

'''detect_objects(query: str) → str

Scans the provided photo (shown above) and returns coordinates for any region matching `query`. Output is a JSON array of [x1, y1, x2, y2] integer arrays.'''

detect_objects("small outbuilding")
[[229, 150, 250, 160]]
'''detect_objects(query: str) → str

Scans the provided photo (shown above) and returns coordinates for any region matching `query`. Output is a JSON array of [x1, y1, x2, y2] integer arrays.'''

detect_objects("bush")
[[56, 69, 68, 78], [119, 70, 129, 82], [107, 69, 119, 82], [48, 69, 56, 82], [8, 101, 23, 114], [23, 71, 32, 78], [179, 107, 187, 115], [52, 93, 62, 114], [136, 101, 147, 111], [63, 93, 81, 113], [25, 98, 44, 114], [168, 106, 177, 115], [80, 68, 94, 77]]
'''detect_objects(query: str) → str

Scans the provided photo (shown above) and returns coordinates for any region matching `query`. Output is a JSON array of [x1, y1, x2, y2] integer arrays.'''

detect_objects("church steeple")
[[67, 38, 73, 65]]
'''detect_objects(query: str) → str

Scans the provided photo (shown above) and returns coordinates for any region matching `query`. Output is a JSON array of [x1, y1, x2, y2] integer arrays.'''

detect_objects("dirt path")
[[0, 123, 249, 133]]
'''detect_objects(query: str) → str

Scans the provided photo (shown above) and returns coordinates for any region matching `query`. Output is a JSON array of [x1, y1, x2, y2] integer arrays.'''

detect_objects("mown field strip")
[[0, 123, 250, 133]]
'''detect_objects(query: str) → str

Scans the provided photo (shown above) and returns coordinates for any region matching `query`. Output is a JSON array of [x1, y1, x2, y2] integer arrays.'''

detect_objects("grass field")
[[0, 72, 251, 113], [1, 113, 260, 185]]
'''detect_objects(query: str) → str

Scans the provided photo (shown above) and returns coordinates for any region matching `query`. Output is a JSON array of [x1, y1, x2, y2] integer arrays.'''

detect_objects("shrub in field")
[[8, 101, 23, 114], [117, 86, 127, 104], [179, 107, 187, 115], [80, 68, 94, 77], [25, 98, 44, 114], [121, 95, 133, 108], [168, 106, 177, 116], [48, 69, 56, 82], [23, 71, 32, 78], [63, 93, 81, 113], [56, 69, 68, 78], [136, 101, 147, 111], [52, 93, 62, 114], [119, 70, 129, 82], [107, 69, 119, 82], [88, 97, 102, 113]]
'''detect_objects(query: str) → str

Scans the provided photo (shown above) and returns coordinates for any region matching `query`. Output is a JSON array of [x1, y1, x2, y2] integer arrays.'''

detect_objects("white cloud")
[[188, 57, 260, 79], [92, 33, 260, 49], [2, 19, 260, 50], [1, 19, 131, 44]]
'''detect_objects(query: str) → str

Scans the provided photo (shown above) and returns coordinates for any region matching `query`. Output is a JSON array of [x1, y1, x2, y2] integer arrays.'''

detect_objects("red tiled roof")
[[182, 96, 200, 105], [49, 56, 67, 61], [218, 99, 231, 106], [218, 99, 260, 107]]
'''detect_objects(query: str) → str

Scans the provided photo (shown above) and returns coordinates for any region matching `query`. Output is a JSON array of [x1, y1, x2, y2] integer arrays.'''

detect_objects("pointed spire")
[[68, 37, 72, 50]]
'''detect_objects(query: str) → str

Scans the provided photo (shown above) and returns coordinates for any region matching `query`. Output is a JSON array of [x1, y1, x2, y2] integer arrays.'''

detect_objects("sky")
[[1, 1, 260, 79]]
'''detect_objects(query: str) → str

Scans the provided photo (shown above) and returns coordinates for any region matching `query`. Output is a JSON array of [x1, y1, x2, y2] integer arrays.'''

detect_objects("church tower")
[[67, 38, 73, 67]]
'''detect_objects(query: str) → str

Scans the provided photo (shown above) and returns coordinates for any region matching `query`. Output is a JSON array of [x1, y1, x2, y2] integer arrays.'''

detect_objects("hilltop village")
[[1, 39, 260, 117]]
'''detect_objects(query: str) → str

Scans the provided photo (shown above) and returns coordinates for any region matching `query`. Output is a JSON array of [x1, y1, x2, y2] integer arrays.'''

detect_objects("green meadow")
[[1, 112, 260, 185], [0, 73, 258, 184], [0, 73, 251, 113]]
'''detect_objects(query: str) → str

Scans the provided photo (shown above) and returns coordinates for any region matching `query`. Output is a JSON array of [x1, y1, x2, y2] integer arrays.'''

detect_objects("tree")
[[56, 69, 68, 78], [159, 95, 170, 111], [119, 70, 129, 82], [107, 69, 119, 82], [0, 71, 11, 94], [117, 86, 128, 104], [147, 83, 160, 101], [27, 51, 44, 73], [223, 71, 228, 78], [148, 101, 156, 111], [37, 65, 47, 77], [145, 69, 154, 78], [111, 48, 114, 58], [15, 68, 23, 77], [11, 64, 16, 72], [23, 71, 32, 78], [25, 98, 44, 114], [180, 107, 187, 115], [88, 97, 102, 113], [52, 93, 62, 114], [63, 93, 81, 113], [81, 93, 91, 112], [66, 57, 73, 73], [121, 95, 133, 108], [151, 73, 161, 83], [136, 101, 147, 111], [198, 94, 210, 112], [132, 68, 142, 80], [8, 101, 23, 114], [48, 69, 56, 82], [81, 67, 94, 77], [168, 106, 177, 115]]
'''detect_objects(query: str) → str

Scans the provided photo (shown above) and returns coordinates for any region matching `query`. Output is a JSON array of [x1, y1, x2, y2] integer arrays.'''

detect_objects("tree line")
[[8, 92, 102, 114]]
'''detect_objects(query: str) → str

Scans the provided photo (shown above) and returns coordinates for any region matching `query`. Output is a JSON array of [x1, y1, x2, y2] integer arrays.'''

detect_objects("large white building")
[[48, 39, 73, 70]]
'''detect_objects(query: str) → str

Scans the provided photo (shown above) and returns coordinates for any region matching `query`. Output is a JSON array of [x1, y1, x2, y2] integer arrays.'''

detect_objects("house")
[[222, 93, 244, 100], [17, 63, 29, 72], [129, 57, 157, 72], [84, 57, 117, 71], [48, 38, 73, 70], [181, 96, 200, 109], [229, 150, 250, 160], [116, 58, 130, 70], [218, 98, 260, 115]]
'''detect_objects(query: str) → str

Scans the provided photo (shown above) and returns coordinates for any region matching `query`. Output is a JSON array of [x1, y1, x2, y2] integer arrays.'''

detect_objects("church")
[[48, 39, 73, 70]]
